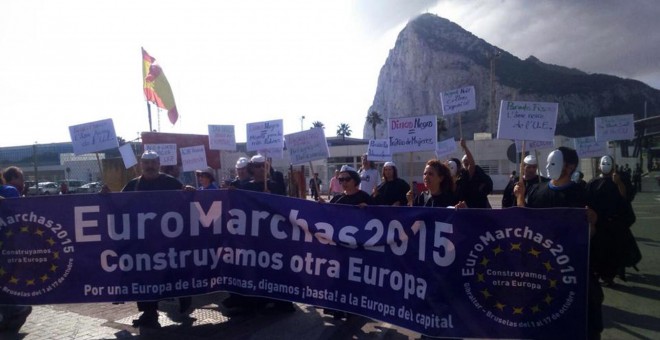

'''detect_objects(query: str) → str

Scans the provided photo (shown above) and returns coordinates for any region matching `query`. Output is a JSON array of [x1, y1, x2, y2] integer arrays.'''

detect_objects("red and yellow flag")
[[142, 47, 179, 125]]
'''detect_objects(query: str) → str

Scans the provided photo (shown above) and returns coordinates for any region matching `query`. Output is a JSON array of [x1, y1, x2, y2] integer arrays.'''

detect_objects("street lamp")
[[300, 116, 305, 131], [489, 51, 501, 136]]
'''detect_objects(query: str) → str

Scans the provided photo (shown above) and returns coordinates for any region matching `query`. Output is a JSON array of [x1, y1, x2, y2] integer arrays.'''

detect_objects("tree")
[[437, 117, 448, 141], [310, 121, 325, 129], [366, 111, 384, 139], [336, 123, 352, 140]]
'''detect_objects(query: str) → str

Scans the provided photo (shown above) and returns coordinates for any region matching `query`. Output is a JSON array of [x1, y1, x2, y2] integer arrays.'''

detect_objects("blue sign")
[[0, 190, 588, 339]]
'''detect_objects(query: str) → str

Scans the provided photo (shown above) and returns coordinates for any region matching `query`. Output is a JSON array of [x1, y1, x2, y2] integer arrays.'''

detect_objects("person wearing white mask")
[[515, 146, 601, 340], [586, 155, 637, 286], [502, 154, 549, 208]]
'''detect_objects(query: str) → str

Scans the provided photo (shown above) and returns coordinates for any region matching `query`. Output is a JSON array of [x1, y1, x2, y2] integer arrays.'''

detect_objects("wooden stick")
[[516, 140, 526, 206]]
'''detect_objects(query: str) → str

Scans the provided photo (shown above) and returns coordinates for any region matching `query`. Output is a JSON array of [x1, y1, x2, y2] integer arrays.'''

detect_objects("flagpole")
[[147, 101, 153, 132]]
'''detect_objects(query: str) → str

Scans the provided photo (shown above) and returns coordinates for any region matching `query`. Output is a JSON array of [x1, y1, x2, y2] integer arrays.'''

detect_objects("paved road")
[[3, 184, 659, 340]]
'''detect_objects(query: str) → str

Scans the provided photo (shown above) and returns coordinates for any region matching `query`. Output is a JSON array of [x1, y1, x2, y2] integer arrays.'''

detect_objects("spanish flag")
[[142, 47, 179, 125]]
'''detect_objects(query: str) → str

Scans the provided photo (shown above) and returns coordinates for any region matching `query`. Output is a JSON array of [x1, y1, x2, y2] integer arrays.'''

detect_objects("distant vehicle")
[[58, 180, 85, 193], [27, 182, 59, 195], [78, 182, 103, 193]]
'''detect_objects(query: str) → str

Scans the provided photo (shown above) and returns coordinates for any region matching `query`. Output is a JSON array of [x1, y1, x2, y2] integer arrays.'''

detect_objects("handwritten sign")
[[68, 118, 119, 155], [497, 101, 558, 142], [574, 136, 608, 159], [367, 139, 391, 161], [144, 143, 177, 166], [515, 140, 554, 153], [208, 125, 236, 151], [180, 145, 208, 172], [285, 128, 330, 164], [435, 138, 457, 159], [118, 144, 137, 169], [440, 86, 476, 115], [246, 119, 284, 152], [595, 114, 635, 141], [388, 115, 437, 154]]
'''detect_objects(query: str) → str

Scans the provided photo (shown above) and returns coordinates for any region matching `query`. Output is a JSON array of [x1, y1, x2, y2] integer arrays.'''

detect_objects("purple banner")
[[0, 190, 589, 338]]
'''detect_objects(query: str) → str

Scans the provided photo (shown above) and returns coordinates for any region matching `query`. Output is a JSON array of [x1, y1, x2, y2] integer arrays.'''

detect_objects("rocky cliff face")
[[364, 13, 660, 140]]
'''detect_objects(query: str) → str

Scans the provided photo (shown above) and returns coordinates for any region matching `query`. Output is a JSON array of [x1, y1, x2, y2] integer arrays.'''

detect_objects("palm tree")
[[310, 121, 325, 129], [336, 123, 352, 140], [366, 111, 384, 139], [437, 117, 448, 141]]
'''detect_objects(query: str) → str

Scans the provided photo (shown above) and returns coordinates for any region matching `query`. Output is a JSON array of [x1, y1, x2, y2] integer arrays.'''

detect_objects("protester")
[[501, 155, 548, 208], [572, 170, 587, 189], [633, 164, 642, 193], [122, 150, 193, 330], [516, 146, 601, 340], [2, 166, 26, 196], [267, 157, 286, 195], [372, 162, 410, 206], [358, 154, 380, 195], [195, 167, 219, 190], [458, 139, 493, 208], [587, 155, 637, 285], [407, 160, 465, 208], [244, 155, 285, 195], [309, 173, 322, 200], [327, 170, 342, 200], [228, 157, 251, 189], [0, 171, 32, 332]]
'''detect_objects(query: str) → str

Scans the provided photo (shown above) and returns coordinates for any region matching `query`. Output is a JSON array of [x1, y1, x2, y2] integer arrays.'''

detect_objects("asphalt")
[[2, 174, 659, 340]]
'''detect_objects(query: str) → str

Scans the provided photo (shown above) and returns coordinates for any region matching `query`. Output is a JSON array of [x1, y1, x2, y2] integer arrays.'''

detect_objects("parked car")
[[27, 182, 59, 195], [78, 182, 103, 193], [58, 180, 85, 193]]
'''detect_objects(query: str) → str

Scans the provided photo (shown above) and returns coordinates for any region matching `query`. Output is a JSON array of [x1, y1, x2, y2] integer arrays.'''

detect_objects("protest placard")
[[515, 140, 554, 153], [180, 145, 208, 172], [497, 101, 558, 142], [246, 119, 284, 152], [285, 128, 330, 164], [574, 136, 609, 158], [367, 139, 391, 161], [118, 144, 137, 169], [69, 118, 119, 155], [594, 114, 635, 141], [144, 143, 177, 166], [208, 125, 236, 151], [435, 138, 457, 159], [388, 115, 437, 154], [440, 86, 476, 115]]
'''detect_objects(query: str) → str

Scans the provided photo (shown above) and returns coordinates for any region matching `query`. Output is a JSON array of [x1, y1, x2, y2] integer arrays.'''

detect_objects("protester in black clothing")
[[372, 162, 410, 206], [502, 154, 548, 208], [516, 147, 601, 340], [408, 160, 465, 208], [633, 164, 642, 193], [309, 173, 322, 200], [457, 139, 493, 208], [587, 155, 637, 285], [447, 157, 469, 204], [228, 157, 251, 189], [123, 150, 191, 330], [243, 155, 285, 195]]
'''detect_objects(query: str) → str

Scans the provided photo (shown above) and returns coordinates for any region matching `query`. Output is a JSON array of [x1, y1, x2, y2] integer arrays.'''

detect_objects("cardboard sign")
[[180, 145, 208, 172], [69, 118, 119, 155], [144, 143, 177, 166], [515, 140, 554, 153], [435, 138, 457, 159], [574, 136, 609, 159], [246, 119, 284, 152], [118, 143, 137, 169], [440, 86, 476, 115], [285, 128, 330, 164], [367, 139, 391, 161], [594, 114, 635, 141], [388, 115, 437, 154], [497, 101, 558, 142], [208, 125, 236, 151]]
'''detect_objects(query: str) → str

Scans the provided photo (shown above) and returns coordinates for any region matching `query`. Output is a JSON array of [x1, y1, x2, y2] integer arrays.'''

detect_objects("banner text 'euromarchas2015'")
[[0, 190, 588, 339]]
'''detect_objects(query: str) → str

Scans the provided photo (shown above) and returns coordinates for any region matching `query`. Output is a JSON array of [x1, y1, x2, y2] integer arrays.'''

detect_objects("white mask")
[[546, 150, 564, 180], [571, 171, 580, 183], [599, 156, 613, 175], [448, 161, 458, 177]]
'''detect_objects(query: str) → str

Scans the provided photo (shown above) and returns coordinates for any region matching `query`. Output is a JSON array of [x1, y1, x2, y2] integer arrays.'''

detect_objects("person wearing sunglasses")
[[323, 165, 372, 206], [407, 159, 466, 208]]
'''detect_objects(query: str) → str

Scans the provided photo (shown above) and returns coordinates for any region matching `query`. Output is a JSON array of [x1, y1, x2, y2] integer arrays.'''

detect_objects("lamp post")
[[489, 51, 501, 136], [300, 116, 305, 131]]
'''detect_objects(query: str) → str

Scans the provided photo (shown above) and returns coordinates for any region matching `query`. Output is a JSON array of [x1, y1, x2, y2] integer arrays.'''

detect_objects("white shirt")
[[358, 168, 380, 194]]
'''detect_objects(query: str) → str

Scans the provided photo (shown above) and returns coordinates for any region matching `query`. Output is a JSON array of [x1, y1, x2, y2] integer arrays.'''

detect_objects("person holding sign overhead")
[[457, 139, 493, 208], [501, 154, 548, 208], [515, 147, 601, 340], [244, 155, 285, 195], [372, 162, 410, 206], [407, 160, 466, 208]]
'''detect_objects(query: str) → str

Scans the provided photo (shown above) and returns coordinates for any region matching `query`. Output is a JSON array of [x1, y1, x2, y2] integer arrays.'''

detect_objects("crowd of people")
[[0, 140, 643, 339]]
